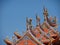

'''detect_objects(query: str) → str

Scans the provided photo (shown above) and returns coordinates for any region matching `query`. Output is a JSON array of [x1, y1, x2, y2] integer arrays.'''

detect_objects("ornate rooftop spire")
[[43, 7, 48, 21], [36, 14, 40, 26], [43, 7, 48, 16], [54, 16, 57, 24], [29, 18, 32, 30], [26, 17, 32, 30]]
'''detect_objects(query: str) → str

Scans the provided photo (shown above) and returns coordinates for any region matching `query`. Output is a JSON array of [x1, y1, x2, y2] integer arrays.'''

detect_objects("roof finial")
[[53, 16, 57, 26], [26, 17, 32, 30], [29, 18, 32, 30], [43, 7, 48, 21], [26, 17, 29, 30], [36, 14, 40, 26], [43, 7, 48, 16]]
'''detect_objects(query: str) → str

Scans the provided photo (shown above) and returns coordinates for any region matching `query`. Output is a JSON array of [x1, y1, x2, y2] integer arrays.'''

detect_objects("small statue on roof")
[[36, 14, 40, 26], [26, 17, 32, 30], [43, 7, 48, 21]]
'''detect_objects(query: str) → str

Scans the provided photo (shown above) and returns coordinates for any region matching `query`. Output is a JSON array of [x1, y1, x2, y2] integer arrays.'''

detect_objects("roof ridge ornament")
[[36, 14, 40, 26], [43, 7, 48, 21], [26, 17, 29, 30], [43, 7, 48, 16], [26, 17, 32, 30], [4, 36, 12, 45]]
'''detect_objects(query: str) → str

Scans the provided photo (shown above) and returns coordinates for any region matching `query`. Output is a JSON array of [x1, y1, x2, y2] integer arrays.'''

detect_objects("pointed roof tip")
[[15, 29, 20, 34], [43, 6, 48, 12], [4, 37, 12, 45], [43, 7, 48, 17], [14, 31, 19, 35], [14, 32, 22, 39]]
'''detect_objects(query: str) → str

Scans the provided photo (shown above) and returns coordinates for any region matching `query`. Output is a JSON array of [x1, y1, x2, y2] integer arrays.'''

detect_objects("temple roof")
[[4, 8, 60, 45]]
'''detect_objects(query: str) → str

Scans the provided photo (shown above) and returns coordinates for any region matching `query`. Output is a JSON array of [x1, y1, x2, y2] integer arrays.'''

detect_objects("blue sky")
[[0, 0, 60, 45]]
